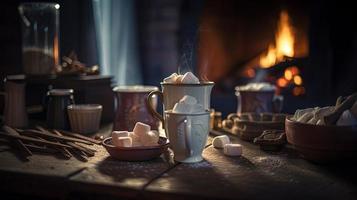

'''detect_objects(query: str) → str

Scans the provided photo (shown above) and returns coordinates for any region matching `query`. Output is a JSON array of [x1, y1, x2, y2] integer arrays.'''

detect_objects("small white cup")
[[164, 110, 210, 163], [67, 104, 102, 134]]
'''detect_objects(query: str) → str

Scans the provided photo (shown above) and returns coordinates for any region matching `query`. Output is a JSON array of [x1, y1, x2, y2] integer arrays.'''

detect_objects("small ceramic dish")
[[102, 137, 170, 161], [286, 117, 357, 162], [253, 130, 286, 151]]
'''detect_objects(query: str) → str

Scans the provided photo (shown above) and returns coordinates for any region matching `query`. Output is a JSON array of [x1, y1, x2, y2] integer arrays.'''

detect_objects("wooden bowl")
[[102, 137, 169, 161], [285, 117, 357, 162]]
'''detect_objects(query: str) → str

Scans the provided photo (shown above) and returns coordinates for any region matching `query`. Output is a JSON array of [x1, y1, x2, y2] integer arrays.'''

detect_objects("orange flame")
[[260, 10, 295, 68]]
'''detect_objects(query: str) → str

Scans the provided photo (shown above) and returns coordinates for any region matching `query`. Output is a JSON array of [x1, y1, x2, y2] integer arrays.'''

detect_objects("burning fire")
[[259, 10, 305, 96], [260, 10, 295, 68]]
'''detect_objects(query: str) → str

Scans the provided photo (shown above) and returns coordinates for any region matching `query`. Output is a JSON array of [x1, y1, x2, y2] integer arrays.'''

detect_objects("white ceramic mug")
[[147, 82, 214, 124], [164, 110, 210, 163]]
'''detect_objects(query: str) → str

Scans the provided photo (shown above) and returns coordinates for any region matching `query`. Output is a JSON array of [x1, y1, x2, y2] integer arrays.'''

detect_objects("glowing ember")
[[243, 68, 256, 78], [293, 86, 305, 96], [277, 78, 288, 88], [293, 75, 302, 85], [290, 66, 299, 75], [284, 69, 293, 80]]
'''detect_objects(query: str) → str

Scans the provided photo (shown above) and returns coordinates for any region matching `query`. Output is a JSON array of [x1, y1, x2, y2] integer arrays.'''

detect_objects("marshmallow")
[[112, 131, 129, 138], [314, 106, 334, 120], [172, 96, 205, 114], [337, 110, 357, 126], [224, 143, 243, 156], [190, 104, 205, 113], [172, 103, 204, 114], [176, 75, 184, 83], [297, 112, 314, 123], [293, 108, 314, 120], [163, 73, 178, 83], [180, 72, 200, 84], [172, 102, 192, 113], [179, 95, 197, 105], [133, 122, 151, 137], [141, 131, 160, 146], [307, 117, 318, 124], [350, 102, 357, 119], [129, 132, 142, 147], [236, 82, 275, 92], [112, 136, 132, 147], [212, 135, 230, 148], [316, 119, 325, 125], [149, 130, 160, 138]]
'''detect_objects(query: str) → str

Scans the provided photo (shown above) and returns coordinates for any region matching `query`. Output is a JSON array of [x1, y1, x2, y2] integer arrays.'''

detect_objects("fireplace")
[[196, 0, 357, 115]]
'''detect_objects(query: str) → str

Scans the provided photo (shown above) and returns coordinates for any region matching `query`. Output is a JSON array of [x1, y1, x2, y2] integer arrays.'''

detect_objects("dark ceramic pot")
[[235, 89, 283, 114]]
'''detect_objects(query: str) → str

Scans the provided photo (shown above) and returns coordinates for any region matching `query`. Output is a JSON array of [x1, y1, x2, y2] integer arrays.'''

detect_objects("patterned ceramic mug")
[[164, 110, 210, 163]]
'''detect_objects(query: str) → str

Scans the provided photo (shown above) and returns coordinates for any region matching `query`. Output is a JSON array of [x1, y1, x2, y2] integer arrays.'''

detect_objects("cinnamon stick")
[[50, 128, 73, 158], [35, 132, 72, 159], [0, 132, 72, 148], [57, 130, 101, 144], [24, 144, 58, 154], [19, 128, 93, 145], [52, 130, 95, 157], [2, 126, 32, 157]]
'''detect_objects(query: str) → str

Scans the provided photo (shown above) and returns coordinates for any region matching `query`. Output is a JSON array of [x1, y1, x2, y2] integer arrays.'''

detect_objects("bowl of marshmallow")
[[103, 122, 169, 161], [286, 93, 357, 162]]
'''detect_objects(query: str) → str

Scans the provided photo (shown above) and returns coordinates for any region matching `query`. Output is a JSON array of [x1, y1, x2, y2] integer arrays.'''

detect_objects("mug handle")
[[184, 117, 193, 157], [147, 90, 164, 125], [273, 95, 284, 113]]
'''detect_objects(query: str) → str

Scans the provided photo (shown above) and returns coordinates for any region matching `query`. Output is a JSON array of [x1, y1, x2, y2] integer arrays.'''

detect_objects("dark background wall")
[[1, 0, 357, 116]]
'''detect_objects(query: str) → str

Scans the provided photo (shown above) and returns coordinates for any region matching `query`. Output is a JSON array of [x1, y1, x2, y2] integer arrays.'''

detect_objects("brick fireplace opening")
[[196, 0, 357, 114]]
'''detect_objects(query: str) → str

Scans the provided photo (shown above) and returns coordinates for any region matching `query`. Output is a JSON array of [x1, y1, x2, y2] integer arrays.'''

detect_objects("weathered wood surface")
[[1, 126, 357, 199], [145, 134, 357, 200]]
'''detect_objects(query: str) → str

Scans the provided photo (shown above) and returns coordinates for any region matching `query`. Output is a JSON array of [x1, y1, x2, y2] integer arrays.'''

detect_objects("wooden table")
[[0, 125, 357, 200]]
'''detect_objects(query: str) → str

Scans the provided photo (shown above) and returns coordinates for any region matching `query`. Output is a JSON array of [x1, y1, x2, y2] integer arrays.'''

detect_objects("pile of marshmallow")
[[293, 105, 357, 126], [164, 72, 200, 84], [172, 95, 205, 114], [112, 122, 159, 147], [212, 135, 242, 156], [236, 82, 276, 91]]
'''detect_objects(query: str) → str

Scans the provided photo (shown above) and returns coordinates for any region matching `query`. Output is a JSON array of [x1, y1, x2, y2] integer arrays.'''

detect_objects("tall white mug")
[[147, 82, 214, 124]]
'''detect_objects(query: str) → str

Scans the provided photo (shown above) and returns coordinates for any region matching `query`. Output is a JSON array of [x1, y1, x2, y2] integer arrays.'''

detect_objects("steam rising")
[[176, 27, 216, 82]]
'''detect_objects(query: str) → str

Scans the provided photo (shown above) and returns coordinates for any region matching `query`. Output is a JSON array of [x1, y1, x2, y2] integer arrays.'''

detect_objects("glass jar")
[[18, 3, 60, 75], [46, 89, 74, 130]]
